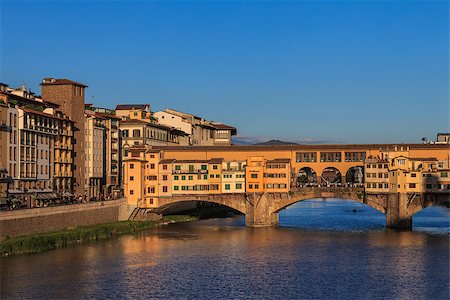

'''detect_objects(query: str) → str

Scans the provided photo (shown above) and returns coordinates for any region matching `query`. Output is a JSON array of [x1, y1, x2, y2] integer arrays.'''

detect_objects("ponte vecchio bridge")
[[124, 143, 450, 229]]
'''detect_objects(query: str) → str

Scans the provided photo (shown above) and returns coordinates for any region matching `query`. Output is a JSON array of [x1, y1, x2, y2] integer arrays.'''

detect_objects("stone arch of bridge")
[[408, 193, 449, 216], [270, 193, 385, 215], [156, 196, 247, 215]]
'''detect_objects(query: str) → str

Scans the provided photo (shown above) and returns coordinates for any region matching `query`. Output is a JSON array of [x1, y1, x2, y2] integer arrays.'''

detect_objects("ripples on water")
[[1, 199, 449, 299]]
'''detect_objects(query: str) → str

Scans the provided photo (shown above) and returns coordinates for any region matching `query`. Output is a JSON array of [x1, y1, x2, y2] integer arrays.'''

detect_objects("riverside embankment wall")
[[0, 199, 128, 238]]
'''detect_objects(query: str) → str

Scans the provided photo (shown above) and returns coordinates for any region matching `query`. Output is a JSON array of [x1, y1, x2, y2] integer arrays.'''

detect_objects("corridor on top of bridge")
[[296, 166, 365, 187]]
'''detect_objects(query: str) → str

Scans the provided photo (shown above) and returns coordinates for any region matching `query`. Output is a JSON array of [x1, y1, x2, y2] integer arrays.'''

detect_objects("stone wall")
[[0, 199, 127, 238]]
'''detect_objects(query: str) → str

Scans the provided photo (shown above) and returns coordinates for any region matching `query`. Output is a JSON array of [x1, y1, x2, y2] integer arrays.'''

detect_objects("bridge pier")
[[245, 193, 278, 227], [385, 193, 412, 229]]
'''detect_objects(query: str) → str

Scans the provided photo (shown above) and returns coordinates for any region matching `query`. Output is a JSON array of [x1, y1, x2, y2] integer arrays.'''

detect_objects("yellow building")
[[208, 158, 223, 193], [245, 157, 265, 193], [221, 160, 245, 194], [365, 148, 450, 194], [263, 158, 291, 192]]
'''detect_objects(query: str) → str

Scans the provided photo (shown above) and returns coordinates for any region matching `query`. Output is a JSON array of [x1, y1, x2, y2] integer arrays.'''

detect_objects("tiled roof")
[[409, 157, 438, 161], [19, 107, 68, 121], [209, 158, 224, 164], [160, 159, 176, 164], [150, 143, 450, 151], [173, 160, 210, 163], [267, 158, 291, 163], [115, 104, 149, 110], [41, 78, 87, 87]]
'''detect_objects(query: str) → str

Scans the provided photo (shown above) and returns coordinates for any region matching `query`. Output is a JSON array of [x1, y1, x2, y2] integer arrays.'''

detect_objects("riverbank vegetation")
[[0, 215, 197, 257]]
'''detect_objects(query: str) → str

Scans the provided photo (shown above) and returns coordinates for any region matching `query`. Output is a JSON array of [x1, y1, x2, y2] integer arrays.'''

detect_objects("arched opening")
[[157, 201, 244, 219], [278, 198, 386, 230], [345, 166, 364, 187], [412, 205, 450, 233], [297, 167, 318, 187], [320, 167, 342, 186]]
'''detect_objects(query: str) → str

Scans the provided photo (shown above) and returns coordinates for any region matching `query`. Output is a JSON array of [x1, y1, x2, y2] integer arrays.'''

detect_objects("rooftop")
[[41, 78, 87, 88], [115, 104, 150, 110]]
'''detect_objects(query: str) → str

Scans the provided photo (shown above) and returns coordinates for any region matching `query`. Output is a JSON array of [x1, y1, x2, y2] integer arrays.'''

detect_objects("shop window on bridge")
[[296, 152, 317, 162], [345, 152, 366, 162], [320, 152, 341, 162]]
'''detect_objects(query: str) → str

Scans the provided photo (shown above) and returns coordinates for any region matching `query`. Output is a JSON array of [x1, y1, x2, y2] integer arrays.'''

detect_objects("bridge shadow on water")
[[278, 198, 450, 234]]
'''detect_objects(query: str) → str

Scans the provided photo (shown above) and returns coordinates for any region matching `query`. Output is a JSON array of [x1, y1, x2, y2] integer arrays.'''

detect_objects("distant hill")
[[254, 139, 298, 146]]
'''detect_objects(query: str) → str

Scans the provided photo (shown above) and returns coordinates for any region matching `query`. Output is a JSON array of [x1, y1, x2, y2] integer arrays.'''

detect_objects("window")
[[175, 165, 181, 170], [203, 175, 207, 180], [251, 174, 258, 178], [174, 175, 179, 180], [398, 159, 405, 166], [411, 173, 416, 177], [296, 152, 317, 162], [162, 186, 168, 192], [188, 175, 193, 180], [254, 184, 259, 189], [130, 163, 134, 169], [236, 183, 242, 189], [320, 152, 341, 162], [130, 176, 134, 181], [426, 184, 432, 189], [216, 174, 220, 178], [174, 186, 179, 191], [201, 165, 207, 170], [409, 183, 416, 189], [163, 165, 168, 170], [225, 184, 230, 190], [441, 172, 448, 178], [132, 129, 141, 137], [150, 163, 155, 169], [182, 175, 186, 180], [130, 190, 134, 195], [213, 165, 218, 170], [163, 175, 167, 181], [249, 184, 253, 189]]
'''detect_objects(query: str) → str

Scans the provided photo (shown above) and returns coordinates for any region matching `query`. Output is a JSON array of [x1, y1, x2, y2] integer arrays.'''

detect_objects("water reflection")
[[1, 199, 448, 299]]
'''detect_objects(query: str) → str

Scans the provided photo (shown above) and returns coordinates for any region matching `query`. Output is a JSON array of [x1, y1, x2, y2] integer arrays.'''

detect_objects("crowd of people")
[[1, 191, 124, 211]]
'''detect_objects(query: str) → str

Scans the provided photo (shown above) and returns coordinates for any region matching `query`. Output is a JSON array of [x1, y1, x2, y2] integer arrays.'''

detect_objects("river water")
[[1, 199, 449, 299]]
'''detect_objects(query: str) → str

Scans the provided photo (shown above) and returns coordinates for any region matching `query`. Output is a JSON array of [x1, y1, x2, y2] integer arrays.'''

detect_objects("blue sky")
[[1, 0, 448, 144]]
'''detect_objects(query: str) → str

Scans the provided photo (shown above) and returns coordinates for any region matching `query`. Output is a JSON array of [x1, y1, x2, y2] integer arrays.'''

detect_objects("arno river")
[[1, 199, 449, 299]]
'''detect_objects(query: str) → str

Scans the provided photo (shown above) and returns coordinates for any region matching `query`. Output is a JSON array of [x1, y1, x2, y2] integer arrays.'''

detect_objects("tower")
[[41, 78, 87, 196]]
